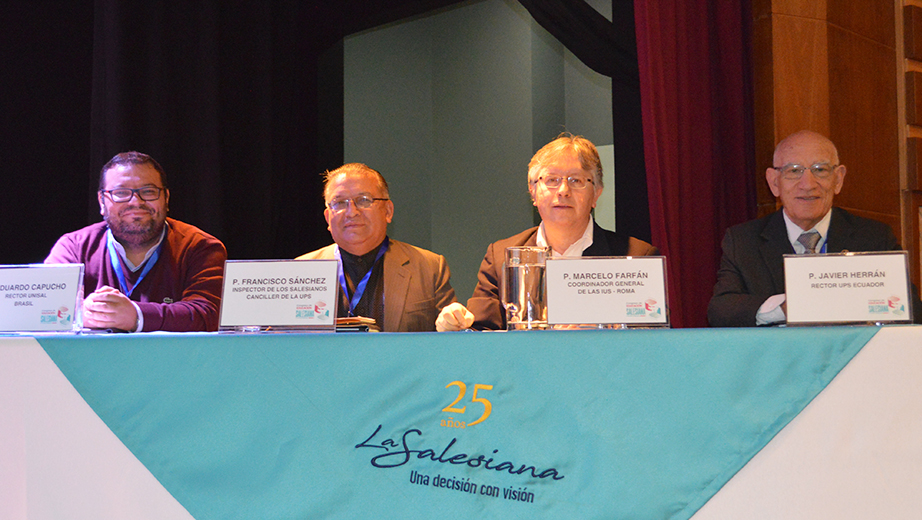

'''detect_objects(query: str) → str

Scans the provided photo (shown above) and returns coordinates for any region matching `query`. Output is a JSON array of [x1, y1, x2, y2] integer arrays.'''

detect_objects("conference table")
[[2, 326, 920, 519]]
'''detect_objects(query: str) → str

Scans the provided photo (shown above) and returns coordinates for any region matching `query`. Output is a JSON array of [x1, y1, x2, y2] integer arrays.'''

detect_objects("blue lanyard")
[[106, 234, 163, 298], [334, 238, 389, 316]]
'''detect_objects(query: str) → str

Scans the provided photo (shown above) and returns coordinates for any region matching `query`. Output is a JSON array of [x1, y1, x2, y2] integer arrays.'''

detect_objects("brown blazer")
[[467, 222, 659, 330], [297, 239, 457, 332]]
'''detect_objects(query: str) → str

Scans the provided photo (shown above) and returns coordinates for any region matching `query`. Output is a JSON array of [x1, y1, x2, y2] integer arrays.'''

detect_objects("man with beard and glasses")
[[45, 152, 226, 332]]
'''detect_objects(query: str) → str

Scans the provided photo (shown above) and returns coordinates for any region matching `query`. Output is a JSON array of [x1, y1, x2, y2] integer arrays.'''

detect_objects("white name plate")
[[546, 256, 669, 326], [0, 264, 84, 332], [220, 260, 338, 330], [784, 251, 913, 325]]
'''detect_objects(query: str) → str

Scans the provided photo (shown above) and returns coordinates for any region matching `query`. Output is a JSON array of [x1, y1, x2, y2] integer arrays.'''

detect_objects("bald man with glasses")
[[708, 130, 922, 326], [297, 163, 458, 332], [436, 134, 658, 331], [45, 151, 226, 332]]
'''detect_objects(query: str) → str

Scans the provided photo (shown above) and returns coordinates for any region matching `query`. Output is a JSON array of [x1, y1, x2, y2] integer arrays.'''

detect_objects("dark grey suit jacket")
[[467, 222, 659, 330], [708, 208, 920, 326]]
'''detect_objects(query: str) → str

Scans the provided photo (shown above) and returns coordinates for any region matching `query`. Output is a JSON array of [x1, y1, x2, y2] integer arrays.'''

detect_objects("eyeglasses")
[[536, 175, 594, 190], [772, 163, 838, 181], [327, 195, 389, 212], [100, 187, 165, 202]]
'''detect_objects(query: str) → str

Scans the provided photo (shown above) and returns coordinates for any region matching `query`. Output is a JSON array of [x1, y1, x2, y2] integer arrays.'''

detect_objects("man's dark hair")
[[98, 151, 168, 190]]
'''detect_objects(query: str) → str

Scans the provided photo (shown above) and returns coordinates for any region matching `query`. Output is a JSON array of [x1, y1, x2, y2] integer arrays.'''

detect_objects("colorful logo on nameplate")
[[40, 306, 72, 325], [867, 297, 905, 316], [295, 301, 330, 319], [886, 296, 905, 316], [626, 299, 661, 318]]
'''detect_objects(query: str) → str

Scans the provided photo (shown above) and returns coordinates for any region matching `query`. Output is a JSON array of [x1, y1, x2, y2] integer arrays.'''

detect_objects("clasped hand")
[[82, 286, 139, 331]]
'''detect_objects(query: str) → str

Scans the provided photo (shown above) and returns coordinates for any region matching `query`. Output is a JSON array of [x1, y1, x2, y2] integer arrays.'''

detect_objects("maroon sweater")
[[45, 218, 226, 332]]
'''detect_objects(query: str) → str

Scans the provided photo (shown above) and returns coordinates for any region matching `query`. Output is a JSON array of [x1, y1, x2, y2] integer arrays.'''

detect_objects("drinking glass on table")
[[500, 246, 548, 330]]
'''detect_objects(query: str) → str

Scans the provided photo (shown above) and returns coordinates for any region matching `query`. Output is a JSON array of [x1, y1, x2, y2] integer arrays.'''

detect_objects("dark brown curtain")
[[635, 1, 755, 328]]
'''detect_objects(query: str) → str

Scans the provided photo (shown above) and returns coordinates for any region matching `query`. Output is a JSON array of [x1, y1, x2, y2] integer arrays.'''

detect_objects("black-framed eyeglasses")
[[100, 186, 165, 203], [772, 163, 838, 181], [327, 195, 389, 212], [535, 175, 594, 190]]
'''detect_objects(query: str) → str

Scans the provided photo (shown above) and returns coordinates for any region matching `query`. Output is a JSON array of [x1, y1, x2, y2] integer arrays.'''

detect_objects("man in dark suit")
[[297, 163, 458, 332], [708, 130, 921, 326], [436, 134, 658, 331]]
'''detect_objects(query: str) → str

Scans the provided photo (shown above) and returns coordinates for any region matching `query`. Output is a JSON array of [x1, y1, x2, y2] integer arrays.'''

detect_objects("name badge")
[[784, 251, 913, 325], [0, 264, 84, 332], [220, 260, 339, 331], [545, 256, 669, 327]]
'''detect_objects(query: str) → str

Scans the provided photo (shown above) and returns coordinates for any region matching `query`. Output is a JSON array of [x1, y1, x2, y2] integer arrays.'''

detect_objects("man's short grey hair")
[[322, 163, 390, 201], [527, 133, 603, 189]]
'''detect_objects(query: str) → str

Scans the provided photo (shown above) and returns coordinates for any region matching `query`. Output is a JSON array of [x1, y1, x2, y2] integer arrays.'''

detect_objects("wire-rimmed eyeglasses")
[[327, 195, 389, 212], [535, 175, 594, 190], [771, 163, 838, 181]]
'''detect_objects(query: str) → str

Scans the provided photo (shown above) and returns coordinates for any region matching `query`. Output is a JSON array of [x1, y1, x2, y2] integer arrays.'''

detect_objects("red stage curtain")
[[634, 1, 756, 328]]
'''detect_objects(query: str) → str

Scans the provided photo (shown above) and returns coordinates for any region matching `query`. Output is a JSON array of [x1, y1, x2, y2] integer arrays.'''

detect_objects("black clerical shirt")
[[338, 240, 386, 330]]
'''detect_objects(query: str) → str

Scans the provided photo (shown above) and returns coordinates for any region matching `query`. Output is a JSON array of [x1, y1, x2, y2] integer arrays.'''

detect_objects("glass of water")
[[501, 246, 549, 330]]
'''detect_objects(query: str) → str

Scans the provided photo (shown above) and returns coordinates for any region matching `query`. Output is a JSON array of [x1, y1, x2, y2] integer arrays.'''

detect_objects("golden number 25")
[[442, 381, 494, 427]]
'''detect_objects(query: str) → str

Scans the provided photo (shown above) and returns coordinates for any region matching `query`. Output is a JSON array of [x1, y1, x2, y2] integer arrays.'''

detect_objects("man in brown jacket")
[[437, 134, 658, 331]]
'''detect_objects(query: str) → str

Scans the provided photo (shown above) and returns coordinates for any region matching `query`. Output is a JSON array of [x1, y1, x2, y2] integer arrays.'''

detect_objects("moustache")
[[118, 205, 153, 216]]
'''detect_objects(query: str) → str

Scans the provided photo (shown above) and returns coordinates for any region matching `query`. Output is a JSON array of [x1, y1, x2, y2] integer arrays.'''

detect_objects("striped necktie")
[[797, 230, 821, 254]]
